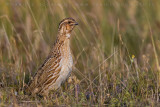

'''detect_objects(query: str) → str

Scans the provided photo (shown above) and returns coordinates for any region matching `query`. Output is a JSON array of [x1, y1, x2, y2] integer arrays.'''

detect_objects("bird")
[[25, 17, 78, 96]]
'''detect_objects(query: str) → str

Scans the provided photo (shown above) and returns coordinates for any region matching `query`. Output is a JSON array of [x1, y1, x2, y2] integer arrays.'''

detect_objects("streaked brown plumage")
[[25, 17, 78, 96]]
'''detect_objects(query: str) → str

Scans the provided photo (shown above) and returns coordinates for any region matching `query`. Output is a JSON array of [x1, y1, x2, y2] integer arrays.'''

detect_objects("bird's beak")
[[74, 22, 78, 25]]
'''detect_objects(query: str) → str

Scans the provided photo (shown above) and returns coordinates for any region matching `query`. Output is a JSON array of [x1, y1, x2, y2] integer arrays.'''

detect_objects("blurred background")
[[0, 0, 160, 106]]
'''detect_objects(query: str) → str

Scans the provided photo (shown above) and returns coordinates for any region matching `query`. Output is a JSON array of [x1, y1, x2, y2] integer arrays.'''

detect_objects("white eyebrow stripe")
[[58, 20, 67, 29], [58, 19, 75, 30]]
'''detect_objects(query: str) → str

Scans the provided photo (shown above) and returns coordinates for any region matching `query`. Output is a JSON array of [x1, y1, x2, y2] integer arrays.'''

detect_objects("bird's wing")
[[27, 53, 62, 95]]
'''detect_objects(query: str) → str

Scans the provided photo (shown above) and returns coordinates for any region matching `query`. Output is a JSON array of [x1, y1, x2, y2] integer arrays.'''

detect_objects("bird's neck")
[[56, 32, 71, 49], [60, 34, 71, 57], [50, 33, 72, 61]]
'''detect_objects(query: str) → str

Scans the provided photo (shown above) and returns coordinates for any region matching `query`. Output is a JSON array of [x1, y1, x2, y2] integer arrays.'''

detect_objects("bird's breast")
[[55, 39, 73, 85], [60, 44, 73, 73]]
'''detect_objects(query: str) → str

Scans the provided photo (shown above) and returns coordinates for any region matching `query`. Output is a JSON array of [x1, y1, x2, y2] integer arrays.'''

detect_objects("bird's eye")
[[68, 21, 71, 24]]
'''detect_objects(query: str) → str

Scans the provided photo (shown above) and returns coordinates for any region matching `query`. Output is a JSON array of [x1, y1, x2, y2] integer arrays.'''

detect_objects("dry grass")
[[0, 0, 160, 106]]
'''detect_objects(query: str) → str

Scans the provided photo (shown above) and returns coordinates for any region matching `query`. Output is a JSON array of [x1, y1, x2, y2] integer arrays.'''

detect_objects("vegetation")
[[0, 0, 160, 106]]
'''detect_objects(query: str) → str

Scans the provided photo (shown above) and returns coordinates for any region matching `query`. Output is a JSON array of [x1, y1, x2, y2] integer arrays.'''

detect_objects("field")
[[0, 0, 160, 106]]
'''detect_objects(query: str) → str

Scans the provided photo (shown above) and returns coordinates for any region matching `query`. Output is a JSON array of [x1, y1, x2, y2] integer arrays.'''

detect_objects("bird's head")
[[58, 17, 78, 35]]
